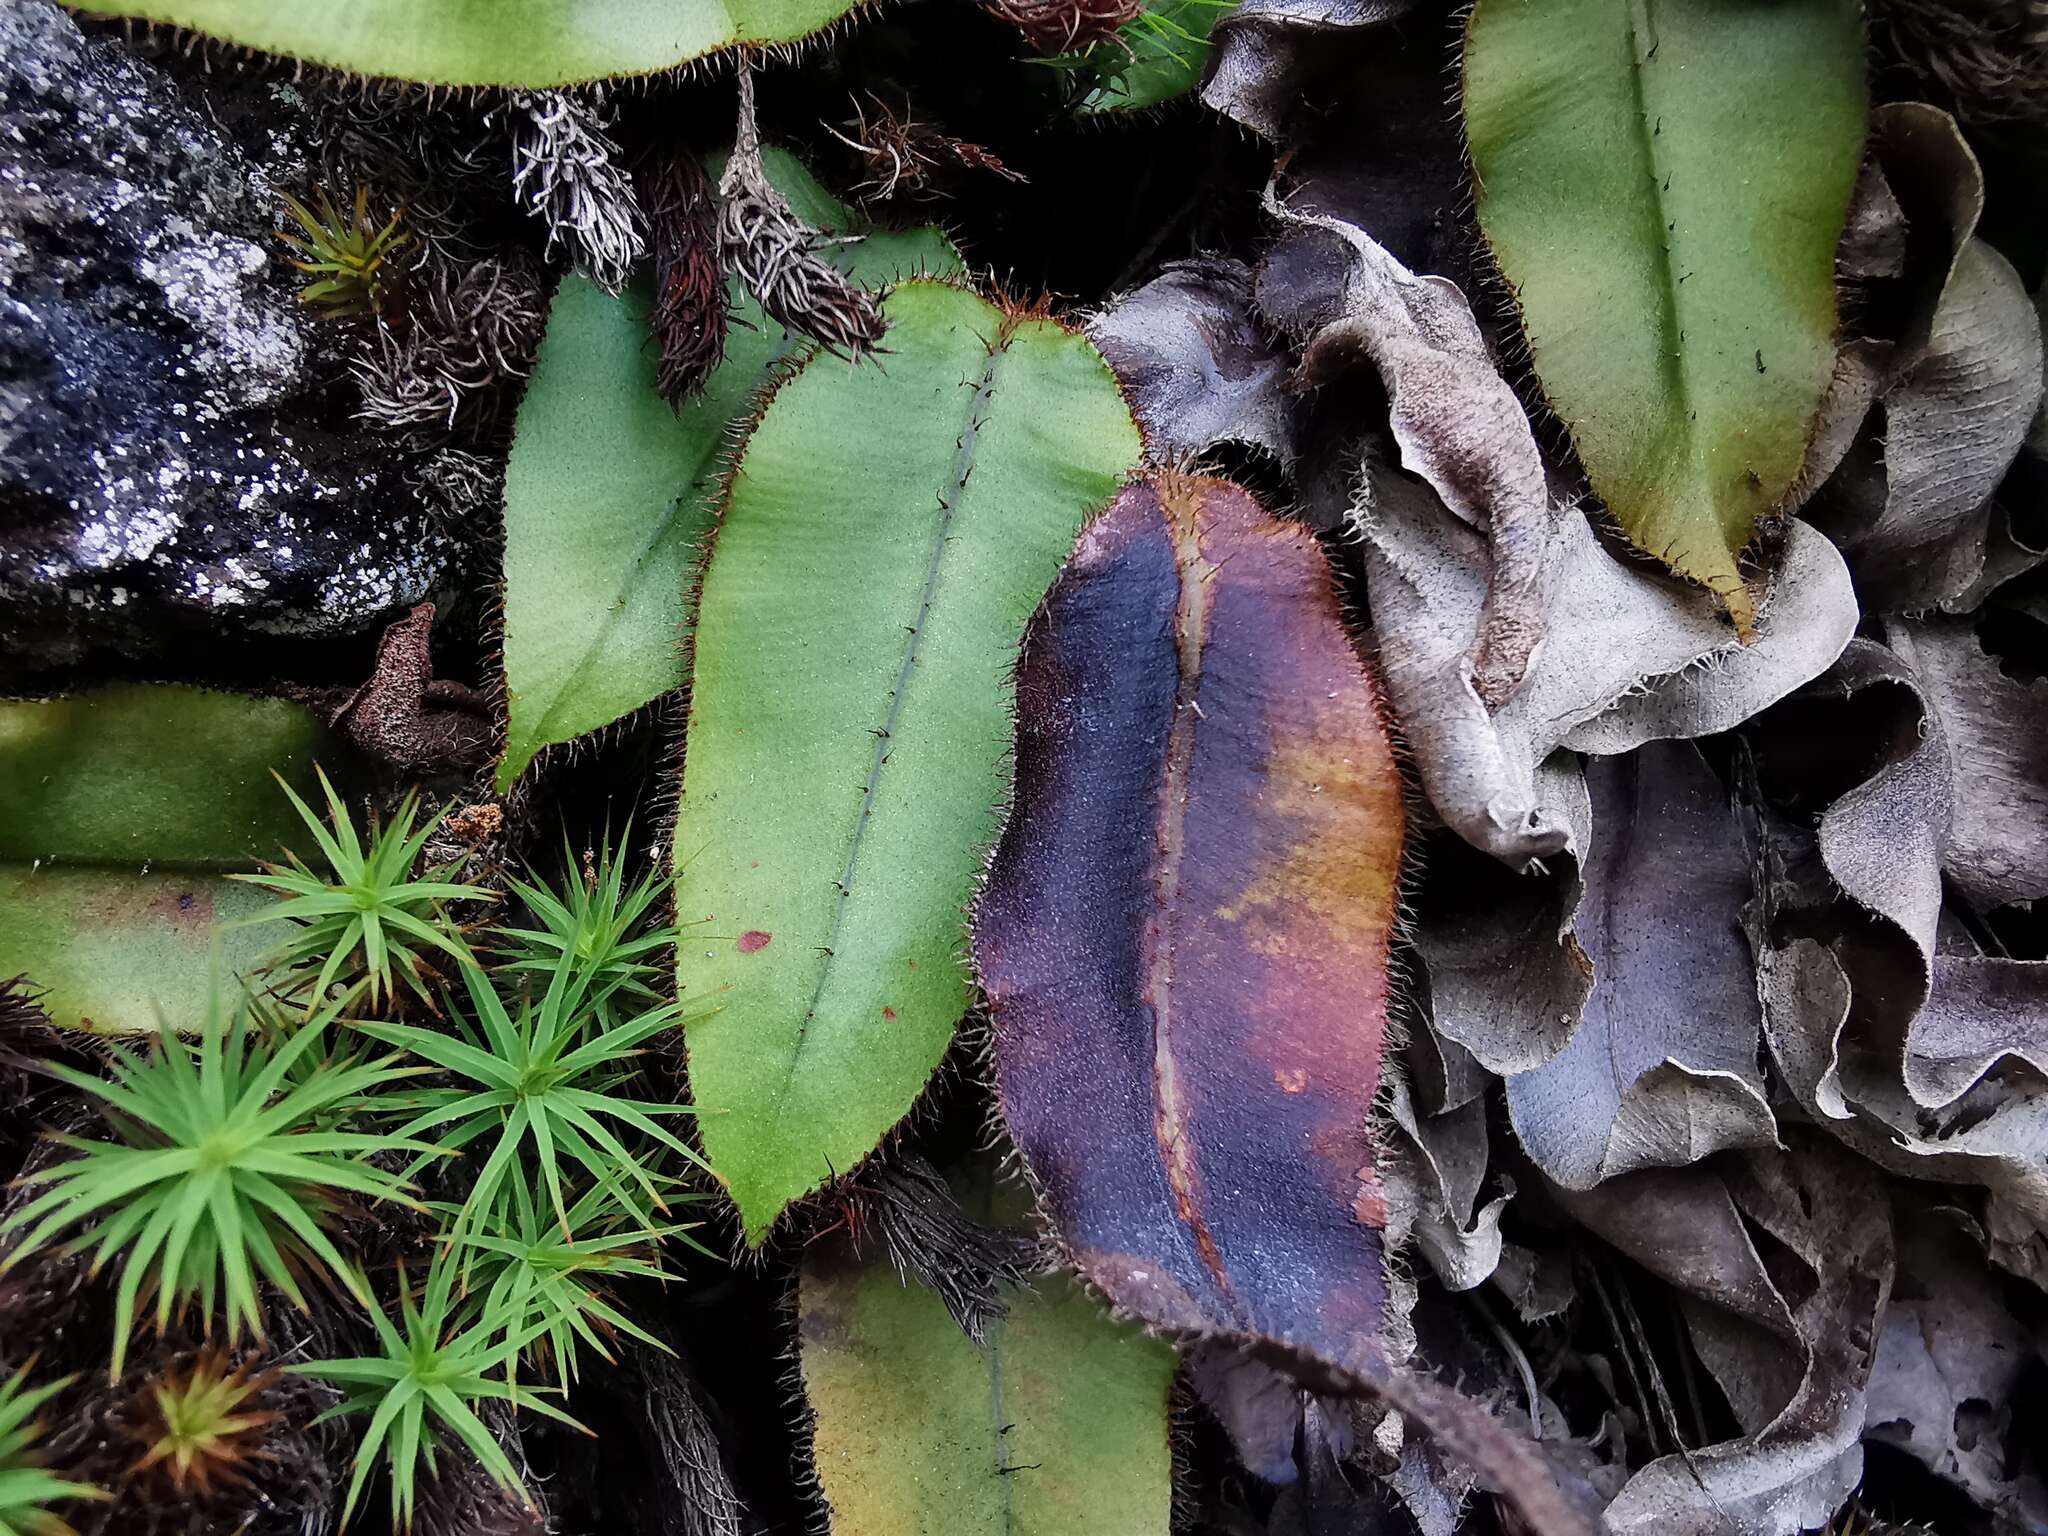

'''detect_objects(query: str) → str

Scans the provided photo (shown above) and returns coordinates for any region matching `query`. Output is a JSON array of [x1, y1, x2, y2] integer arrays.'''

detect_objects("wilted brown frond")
[[717, 67, 888, 363], [643, 146, 730, 406]]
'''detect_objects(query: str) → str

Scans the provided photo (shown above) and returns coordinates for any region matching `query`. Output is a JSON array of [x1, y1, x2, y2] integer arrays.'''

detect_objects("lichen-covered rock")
[[0, 0, 449, 666]]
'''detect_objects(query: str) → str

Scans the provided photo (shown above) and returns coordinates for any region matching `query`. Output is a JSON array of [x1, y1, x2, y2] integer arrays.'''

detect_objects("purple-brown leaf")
[[975, 473, 1406, 1390]]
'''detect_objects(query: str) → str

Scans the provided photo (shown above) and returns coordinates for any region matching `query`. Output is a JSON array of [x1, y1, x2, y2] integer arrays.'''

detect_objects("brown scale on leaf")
[[641, 146, 730, 406], [984, 0, 1142, 55], [328, 603, 493, 780], [827, 94, 1025, 205], [717, 67, 888, 363]]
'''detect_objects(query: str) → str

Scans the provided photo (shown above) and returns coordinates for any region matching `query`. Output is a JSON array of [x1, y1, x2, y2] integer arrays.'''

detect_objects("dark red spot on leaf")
[[737, 930, 773, 954]]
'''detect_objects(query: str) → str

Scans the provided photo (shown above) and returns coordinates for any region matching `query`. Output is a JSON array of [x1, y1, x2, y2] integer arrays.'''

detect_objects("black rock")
[[0, 0, 452, 669]]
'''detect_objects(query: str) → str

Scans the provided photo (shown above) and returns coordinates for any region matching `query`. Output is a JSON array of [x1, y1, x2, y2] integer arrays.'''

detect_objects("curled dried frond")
[[353, 252, 546, 439], [277, 186, 409, 318], [985, 0, 1143, 55], [314, 89, 503, 252], [642, 146, 730, 406], [828, 94, 1024, 205], [717, 68, 888, 362], [510, 89, 647, 295]]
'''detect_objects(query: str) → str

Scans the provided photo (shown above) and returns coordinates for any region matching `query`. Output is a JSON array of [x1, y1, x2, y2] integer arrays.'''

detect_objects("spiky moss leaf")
[[1462, 0, 1866, 631], [0, 685, 330, 1032], [799, 1244, 1175, 1534], [496, 150, 962, 792], [673, 279, 1143, 1244], [1080, 0, 1233, 113], [61, 0, 866, 86]]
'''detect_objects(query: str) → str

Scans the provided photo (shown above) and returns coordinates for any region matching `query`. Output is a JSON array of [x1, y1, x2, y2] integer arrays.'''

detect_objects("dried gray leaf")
[[1262, 1401, 1410, 1535], [1186, 1340, 1310, 1486], [1909, 956, 2048, 1108], [1088, 257, 1297, 468], [1600, 1140, 1894, 1536], [1888, 616, 2048, 913], [1753, 633, 2048, 1124], [1384, 1072, 1507, 1291], [1201, 0, 1418, 139], [1807, 106, 2047, 611], [1835, 240, 2044, 610], [1402, 1018, 1490, 1119], [1504, 743, 1779, 1189], [1363, 467, 1856, 871], [1865, 1205, 2048, 1527], [1755, 918, 2048, 1286], [1489, 1242, 1575, 1326], [1552, 1169, 1794, 1340], [1278, 200, 1559, 709], [1248, 17, 1472, 295], [2029, 274, 2048, 461], [1409, 752, 1593, 1074], [1767, 641, 1945, 1025]]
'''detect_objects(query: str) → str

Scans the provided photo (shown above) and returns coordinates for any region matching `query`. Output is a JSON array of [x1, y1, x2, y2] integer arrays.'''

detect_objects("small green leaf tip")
[[230, 767, 492, 1009], [277, 187, 408, 319]]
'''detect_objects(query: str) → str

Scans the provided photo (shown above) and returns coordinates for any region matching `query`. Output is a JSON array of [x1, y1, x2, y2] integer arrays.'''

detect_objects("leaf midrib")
[[765, 338, 1012, 1109], [1621, 0, 1696, 472], [523, 224, 917, 752], [1146, 485, 1243, 1318], [987, 1303, 1015, 1532]]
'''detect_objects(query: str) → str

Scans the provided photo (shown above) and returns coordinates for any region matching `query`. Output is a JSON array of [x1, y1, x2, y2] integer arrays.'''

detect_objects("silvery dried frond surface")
[[717, 68, 887, 362], [509, 88, 647, 295]]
